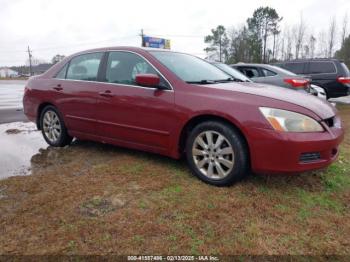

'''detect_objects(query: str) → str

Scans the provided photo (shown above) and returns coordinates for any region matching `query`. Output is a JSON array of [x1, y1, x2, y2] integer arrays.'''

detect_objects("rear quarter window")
[[340, 62, 350, 76], [308, 62, 336, 74], [261, 68, 277, 77]]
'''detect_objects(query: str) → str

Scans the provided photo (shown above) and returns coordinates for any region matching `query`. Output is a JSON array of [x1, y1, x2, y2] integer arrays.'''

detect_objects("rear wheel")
[[40, 105, 72, 147], [185, 121, 249, 186]]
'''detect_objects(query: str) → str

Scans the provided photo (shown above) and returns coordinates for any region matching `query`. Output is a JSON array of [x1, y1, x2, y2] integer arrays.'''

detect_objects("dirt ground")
[[0, 105, 349, 256]]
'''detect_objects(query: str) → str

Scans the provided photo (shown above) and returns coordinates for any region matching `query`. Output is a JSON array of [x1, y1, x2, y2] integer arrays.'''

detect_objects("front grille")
[[299, 152, 321, 163]]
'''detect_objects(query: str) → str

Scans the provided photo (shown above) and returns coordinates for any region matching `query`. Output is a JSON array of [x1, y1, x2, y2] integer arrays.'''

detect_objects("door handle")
[[99, 90, 114, 97], [53, 84, 63, 91]]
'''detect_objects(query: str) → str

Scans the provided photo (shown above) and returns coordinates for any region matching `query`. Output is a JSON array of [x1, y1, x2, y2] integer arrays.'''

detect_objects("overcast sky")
[[0, 0, 349, 66]]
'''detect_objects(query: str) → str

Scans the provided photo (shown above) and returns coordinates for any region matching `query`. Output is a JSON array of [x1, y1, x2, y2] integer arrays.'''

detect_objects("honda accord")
[[23, 47, 344, 186]]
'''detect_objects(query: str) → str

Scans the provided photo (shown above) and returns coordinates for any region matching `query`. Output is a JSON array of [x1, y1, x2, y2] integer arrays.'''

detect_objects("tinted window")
[[55, 63, 68, 79], [308, 62, 336, 74], [105, 51, 164, 86], [238, 67, 260, 78], [214, 63, 251, 82], [283, 63, 305, 74], [66, 53, 103, 81], [150, 51, 230, 82], [261, 68, 277, 77], [340, 62, 350, 76]]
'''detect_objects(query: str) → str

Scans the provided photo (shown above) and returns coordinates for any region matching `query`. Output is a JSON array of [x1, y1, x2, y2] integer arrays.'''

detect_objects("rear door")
[[50, 52, 104, 135], [95, 51, 175, 152]]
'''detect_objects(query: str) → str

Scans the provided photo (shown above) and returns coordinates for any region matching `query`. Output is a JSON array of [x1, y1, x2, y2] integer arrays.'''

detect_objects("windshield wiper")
[[186, 80, 216, 84], [213, 77, 243, 83]]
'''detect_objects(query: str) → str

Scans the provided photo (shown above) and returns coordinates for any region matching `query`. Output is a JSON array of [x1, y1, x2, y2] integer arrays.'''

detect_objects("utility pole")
[[140, 29, 145, 47], [27, 46, 33, 76]]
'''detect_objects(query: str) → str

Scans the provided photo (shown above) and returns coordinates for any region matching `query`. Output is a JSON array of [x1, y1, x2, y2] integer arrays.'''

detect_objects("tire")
[[185, 121, 249, 186], [40, 105, 73, 147]]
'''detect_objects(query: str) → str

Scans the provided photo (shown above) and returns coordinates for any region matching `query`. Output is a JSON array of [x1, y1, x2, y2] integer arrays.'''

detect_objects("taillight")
[[284, 78, 309, 88], [337, 76, 350, 84]]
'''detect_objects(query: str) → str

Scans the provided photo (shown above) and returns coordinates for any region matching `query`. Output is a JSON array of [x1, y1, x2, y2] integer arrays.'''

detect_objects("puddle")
[[0, 122, 48, 179]]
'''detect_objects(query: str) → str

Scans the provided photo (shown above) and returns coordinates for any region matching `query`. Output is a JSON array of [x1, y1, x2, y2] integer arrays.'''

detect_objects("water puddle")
[[0, 122, 48, 179]]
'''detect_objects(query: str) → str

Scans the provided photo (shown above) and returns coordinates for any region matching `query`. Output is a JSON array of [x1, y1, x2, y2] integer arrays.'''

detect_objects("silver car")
[[231, 63, 311, 93]]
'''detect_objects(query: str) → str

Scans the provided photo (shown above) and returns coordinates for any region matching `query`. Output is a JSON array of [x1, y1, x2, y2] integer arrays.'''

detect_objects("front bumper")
[[246, 126, 344, 174]]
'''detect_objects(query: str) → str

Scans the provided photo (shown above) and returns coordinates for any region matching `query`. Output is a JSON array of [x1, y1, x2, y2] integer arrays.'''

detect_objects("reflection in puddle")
[[0, 121, 177, 180], [0, 122, 48, 179]]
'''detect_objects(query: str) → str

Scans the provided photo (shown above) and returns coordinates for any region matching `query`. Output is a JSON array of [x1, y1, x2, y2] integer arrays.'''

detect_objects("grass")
[[0, 105, 349, 255]]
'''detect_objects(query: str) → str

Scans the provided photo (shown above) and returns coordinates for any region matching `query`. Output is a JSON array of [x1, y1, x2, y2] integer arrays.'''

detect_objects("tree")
[[335, 35, 350, 68], [247, 7, 282, 63], [204, 25, 229, 62], [318, 30, 328, 57], [52, 54, 65, 64], [328, 17, 337, 57], [309, 35, 316, 58], [294, 14, 306, 59], [271, 21, 281, 60], [341, 13, 348, 46]]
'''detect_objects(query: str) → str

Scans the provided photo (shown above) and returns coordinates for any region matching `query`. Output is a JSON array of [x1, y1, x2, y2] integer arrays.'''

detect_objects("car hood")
[[206, 82, 336, 119]]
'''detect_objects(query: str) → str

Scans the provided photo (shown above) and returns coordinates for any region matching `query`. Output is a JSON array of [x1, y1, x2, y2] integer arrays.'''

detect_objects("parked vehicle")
[[23, 47, 344, 186], [275, 59, 350, 98], [231, 63, 311, 92], [311, 84, 327, 100], [210, 62, 252, 82]]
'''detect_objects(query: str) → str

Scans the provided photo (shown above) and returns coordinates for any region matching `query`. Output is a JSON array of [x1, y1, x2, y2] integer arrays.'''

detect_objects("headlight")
[[259, 107, 324, 132]]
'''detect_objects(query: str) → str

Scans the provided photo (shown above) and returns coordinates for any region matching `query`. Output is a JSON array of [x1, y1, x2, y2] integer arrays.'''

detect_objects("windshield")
[[214, 63, 251, 82], [150, 51, 231, 83]]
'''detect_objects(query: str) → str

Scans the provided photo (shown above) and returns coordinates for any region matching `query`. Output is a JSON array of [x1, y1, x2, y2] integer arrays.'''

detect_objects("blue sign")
[[143, 36, 171, 49]]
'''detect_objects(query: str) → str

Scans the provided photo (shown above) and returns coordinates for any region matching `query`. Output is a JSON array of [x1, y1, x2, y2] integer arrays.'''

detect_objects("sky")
[[0, 0, 349, 66]]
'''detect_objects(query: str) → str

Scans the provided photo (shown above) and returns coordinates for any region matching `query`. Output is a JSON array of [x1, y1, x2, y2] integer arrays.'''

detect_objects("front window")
[[150, 51, 231, 83], [104, 51, 169, 88]]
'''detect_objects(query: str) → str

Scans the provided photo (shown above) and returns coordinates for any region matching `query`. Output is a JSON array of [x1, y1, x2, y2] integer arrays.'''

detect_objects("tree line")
[[205, 6, 349, 66]]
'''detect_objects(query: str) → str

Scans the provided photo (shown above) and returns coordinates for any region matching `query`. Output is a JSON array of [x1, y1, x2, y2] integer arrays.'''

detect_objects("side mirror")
[[135, 74, 160, 88]]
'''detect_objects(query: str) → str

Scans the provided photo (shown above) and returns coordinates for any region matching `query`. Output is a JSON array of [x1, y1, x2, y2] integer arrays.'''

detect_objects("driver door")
[[95, 51, 175, 152]]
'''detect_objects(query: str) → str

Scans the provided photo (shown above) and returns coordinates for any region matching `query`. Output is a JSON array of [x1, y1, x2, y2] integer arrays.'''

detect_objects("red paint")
[[23, 46, 345, 175], [135, 74, 160, 87]]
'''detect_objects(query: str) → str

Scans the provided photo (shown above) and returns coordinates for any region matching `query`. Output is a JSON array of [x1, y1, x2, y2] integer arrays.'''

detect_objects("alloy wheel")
[[192, 130, 235, 180], [43, 110, 62, 143]]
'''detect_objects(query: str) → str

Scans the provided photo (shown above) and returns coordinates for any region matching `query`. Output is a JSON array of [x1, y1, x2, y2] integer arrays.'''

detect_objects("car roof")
[[71, 46, 175, 55], [278, 58, 343, 63], [231, 63, 297, 76]]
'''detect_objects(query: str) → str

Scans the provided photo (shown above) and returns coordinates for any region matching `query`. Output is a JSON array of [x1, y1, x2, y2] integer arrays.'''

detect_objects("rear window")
[[308, 61, 336, 74], [66, 53, 103, 81], [340, 62, 350, 76], [283, 63, 305, 74]]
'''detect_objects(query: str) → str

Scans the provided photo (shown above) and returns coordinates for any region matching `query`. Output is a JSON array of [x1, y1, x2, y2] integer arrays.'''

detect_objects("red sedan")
[[23, 47, 344, 186]]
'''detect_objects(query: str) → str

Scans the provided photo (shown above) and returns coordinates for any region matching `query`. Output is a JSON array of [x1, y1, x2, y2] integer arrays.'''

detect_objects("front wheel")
[[185, 121, 249, 186], [40, 105, 72, 147]]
